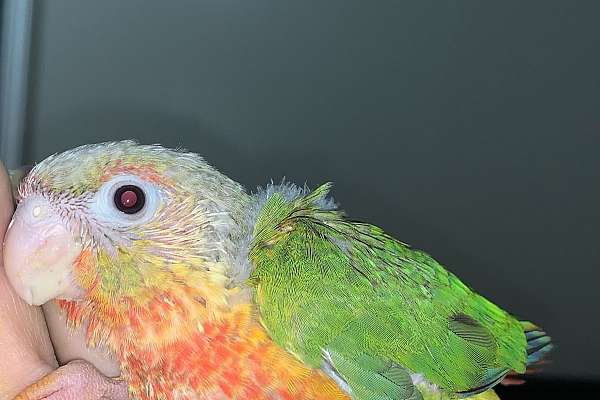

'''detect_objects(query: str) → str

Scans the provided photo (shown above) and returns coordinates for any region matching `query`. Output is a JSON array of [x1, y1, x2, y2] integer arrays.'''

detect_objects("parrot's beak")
[[3, 195, 85, 306]]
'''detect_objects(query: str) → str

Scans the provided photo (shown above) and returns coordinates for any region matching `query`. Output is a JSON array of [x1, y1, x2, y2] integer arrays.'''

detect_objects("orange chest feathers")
[[58, 296, 349, 400]]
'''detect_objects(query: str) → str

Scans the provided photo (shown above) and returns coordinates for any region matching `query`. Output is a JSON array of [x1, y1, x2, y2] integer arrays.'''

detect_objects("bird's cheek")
[[3, 196, 85, 306]]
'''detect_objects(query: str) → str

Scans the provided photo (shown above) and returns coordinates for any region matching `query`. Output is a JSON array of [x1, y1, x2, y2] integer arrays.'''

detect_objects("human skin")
[[0, 161, 120, 399]]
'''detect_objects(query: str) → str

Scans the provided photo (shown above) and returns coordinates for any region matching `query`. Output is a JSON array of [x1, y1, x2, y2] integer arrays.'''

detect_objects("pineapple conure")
[[3, 141, 553, 400]]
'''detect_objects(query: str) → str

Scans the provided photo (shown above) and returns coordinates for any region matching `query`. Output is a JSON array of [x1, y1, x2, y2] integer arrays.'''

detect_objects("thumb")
[[0, 161, 15, 245]]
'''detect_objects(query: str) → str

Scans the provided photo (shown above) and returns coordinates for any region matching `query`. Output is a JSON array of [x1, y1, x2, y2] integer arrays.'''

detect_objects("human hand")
[[0, 162, 126, 399], [0, 161, 57, 398]]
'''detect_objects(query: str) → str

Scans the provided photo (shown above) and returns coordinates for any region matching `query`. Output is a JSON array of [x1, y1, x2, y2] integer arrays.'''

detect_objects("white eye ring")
[[90, 174, 161, 228]]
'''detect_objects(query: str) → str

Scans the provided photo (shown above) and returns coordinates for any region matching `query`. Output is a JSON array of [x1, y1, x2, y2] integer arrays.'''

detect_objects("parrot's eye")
[[92, 174, 160, 227], [114, 185, 145, 214]]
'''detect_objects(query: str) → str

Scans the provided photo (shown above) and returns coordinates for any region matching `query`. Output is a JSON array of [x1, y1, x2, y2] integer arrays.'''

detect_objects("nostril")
[[15, 195, 55, 226], [31, 205, 48, 219]]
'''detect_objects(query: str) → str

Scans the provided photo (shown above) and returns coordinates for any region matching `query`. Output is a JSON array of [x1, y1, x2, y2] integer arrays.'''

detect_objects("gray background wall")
[[21, 0, 600, 379]]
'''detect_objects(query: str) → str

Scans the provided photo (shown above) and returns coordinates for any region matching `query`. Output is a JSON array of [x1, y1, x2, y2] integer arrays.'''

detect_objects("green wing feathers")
[[324, 349, 423, 400], [248, 183, 551, 398]]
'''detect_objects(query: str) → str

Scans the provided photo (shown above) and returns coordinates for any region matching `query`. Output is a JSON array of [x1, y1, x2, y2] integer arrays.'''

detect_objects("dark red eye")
[[114, 185, 145, 214]]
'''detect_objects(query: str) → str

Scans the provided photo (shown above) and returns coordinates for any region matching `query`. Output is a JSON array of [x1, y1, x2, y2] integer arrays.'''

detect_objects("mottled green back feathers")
[[248, 183, 535, 399]]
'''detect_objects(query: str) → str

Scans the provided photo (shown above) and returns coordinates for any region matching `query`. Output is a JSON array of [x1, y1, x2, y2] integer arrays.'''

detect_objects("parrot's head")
[[3, 141, 249, 325]]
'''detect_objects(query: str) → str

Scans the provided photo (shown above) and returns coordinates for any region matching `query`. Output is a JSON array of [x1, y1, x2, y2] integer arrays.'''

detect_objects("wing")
[[247, 184, 533, 398]]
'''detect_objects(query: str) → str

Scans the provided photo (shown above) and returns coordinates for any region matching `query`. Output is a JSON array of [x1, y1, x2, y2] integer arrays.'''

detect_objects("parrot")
[[3, 140, 552, 400]]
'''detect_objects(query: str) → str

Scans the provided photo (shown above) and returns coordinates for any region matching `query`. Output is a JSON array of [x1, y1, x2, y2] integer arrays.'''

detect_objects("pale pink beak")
[[3, 195, 84, 305]]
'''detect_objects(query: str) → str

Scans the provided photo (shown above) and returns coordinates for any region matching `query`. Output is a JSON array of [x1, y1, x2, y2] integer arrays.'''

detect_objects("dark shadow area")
[[496, 378, 599, 398]]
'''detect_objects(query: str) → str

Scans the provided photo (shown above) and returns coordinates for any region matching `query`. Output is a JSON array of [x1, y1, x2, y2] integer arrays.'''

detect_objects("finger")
[[0, 161, 14, 242], [0, 160, 58, 397], [8, 165, 32, 200], [14, 360, 128, 400]]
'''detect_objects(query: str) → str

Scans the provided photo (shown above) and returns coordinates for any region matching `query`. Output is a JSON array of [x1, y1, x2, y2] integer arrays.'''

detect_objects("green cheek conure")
[[3, 141, 552, 400]]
